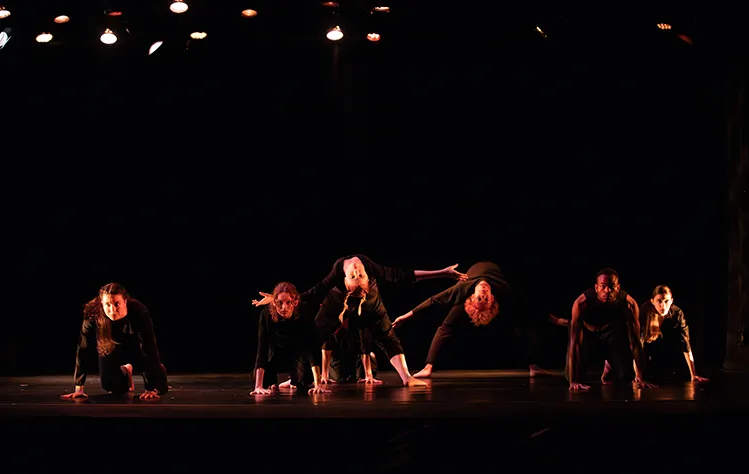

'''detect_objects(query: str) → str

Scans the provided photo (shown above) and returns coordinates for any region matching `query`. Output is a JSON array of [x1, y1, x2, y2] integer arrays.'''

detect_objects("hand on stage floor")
[[308, 385, 332, 395], [320, 377, 336, 384], [139, 389, 160, 400], [251, 292, 272, 307], [60, 389, 87, 400], [569, 382, 590, 392], [358, 376, 383, 384], [250, 387, 273, 396]]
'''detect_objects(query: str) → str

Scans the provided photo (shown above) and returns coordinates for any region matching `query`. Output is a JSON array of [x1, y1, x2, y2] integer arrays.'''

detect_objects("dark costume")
[[74, 299, 168, 394], [639, 300, 692, 382]]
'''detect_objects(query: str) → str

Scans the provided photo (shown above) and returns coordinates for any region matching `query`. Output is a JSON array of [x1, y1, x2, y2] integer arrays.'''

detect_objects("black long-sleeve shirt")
[[254, 305, 322, 370], [410, 261, 511, 316], [301, 254, 417, 306], [640, 300, 692, 353], [73, 299, 169, 393]]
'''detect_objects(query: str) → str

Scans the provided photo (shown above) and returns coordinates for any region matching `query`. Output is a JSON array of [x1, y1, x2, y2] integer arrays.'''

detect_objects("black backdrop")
[[2, 6, 743, 377]]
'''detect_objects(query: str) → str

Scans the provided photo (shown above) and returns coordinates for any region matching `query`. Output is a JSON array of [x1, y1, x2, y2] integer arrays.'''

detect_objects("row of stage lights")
[[0, 2, 391, 51]]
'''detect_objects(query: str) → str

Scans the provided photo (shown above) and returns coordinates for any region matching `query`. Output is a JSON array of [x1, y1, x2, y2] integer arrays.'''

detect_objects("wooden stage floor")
[[3, 369, 748, 472]]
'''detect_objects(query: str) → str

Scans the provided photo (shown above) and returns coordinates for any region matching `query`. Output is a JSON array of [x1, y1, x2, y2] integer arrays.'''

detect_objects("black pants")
[[566, 325, 635, 383], [260, 348, 311, 390], [644, 338, 691, 382], [425, 304, 539, 368], [98, 344, 165, 394], [325, 327, 381, 382]]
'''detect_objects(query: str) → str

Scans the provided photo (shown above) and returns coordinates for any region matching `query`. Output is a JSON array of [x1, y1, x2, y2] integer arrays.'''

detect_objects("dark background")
[[2, 2, 746, 377]]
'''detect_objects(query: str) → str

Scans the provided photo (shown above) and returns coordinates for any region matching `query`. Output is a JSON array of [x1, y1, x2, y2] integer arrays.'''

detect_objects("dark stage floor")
[[3, 369, 748, 472]]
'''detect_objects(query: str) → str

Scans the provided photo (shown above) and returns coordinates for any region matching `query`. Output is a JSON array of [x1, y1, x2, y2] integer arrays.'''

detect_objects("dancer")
[[567, 268, 655, 391], [392, 261, 552, 377], [253, 255, 466, 386], [60, 282, 168, 401], [250, 281, 331, 396], [638, 285, 708, 383]]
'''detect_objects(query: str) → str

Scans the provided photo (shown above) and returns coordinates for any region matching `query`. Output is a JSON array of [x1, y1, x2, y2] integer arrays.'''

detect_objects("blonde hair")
[[338, 290, 368, 323], [464, 293, 499, 327]]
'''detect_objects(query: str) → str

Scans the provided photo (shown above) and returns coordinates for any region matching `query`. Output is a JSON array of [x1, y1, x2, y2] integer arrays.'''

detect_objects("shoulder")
[[671, 304, 684, 318], [574, 292, 588, 307], [624, 294, 638, 311], [128, 298, 149, 316]]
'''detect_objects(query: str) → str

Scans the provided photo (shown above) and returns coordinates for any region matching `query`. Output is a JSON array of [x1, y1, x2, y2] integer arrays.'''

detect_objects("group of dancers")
[[60, 255, 708, 400]]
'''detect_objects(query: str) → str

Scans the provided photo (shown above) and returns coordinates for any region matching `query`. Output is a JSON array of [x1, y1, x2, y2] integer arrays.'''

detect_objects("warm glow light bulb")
[[190, 32, 207, 39], [241, 9, 257, 17], [36, 33, 53, 43], [366, 33, 381, 42], [54, 15, 70, 24], [326, 26, 343, 41], [170, 1, 188, 14], [100, 28, 117, 44], [0, 6, 9, 19]]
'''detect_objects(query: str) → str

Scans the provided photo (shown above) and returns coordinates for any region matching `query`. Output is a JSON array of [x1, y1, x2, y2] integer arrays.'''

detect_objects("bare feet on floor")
[[412, 368, 432, 378], [406, 377, 429, 387], [529, 364, 553, 378]]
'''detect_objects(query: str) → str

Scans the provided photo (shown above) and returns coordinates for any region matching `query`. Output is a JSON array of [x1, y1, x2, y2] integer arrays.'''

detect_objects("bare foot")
[[412, 368, 432, 378], [278, 379, 292, 389], [601, 360, 612, 384], [529, 364, 552, 378], [121, 364, 134, 392], [407, 377, 428, 387]]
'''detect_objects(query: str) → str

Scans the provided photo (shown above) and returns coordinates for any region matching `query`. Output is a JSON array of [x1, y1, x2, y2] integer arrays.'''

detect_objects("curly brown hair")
[[269, 281, 301, 323], [83, 282, 130, 356], [463, 293, 499, 327]]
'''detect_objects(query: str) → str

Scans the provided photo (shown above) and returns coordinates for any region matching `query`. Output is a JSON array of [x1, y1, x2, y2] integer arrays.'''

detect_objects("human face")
[[651, 292, 673, 316], [101, 293, 128, 321], [343, 259, 370, 296], [594, 274, 620, 303], [473, 280, 492, 303], [273, 291, 298, 319]]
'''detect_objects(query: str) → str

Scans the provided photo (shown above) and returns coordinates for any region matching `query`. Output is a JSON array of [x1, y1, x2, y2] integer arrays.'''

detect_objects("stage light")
[[0, 28, 10, 50], [170, 1, 188, 14], [190, 31, 207, 39], [241, 9, 257, 17], [322, 2, 339, 7], [149, 41, 163, 55], [657, 23, 672, 30], [36, 33, 53, 43], [366, 33, 380, 42], [0, 6, 9, 19], [326, 26, 343, 41], [54, 15, 70, 24], [101, 28, 117, 44], [677, 34, 693, 45], [373, 6, 390, 12], [106, 10, 122, 17]]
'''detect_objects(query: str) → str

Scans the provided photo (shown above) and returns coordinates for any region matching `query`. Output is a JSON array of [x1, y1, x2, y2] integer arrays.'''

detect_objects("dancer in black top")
[[253, 255, 467, 386], [251, 281, 331, 396], [567, 268, 655, 391], [61, 282, 168, 401], [392, 261, 554, 377], [638, 285, 708, 383]]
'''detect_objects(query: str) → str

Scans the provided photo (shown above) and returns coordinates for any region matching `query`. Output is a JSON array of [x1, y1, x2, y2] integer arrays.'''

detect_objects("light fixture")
[[0, 28, 10, 50], [190, 31, 207, 39], [106, 10, 122, 17], [322, 2, 339, 7], [366, 33, 380, 42], [36, 33, 53, 43], [373, 6, 390, 12], [326, 26, 343, 41], [241, 9, 257, 17], [170, 1, 188, 14], [100, 28, 117, 44], [54, 15, 70, 24], [149, 41, 163, 55], [0, 6, 9, 19], [657, 23, 672, 30]]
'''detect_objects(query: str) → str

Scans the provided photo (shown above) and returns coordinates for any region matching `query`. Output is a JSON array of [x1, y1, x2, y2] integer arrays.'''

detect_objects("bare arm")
[[625, 295, 648, 381], [567, 294, 586, 386], [414, 264, 467, 282]]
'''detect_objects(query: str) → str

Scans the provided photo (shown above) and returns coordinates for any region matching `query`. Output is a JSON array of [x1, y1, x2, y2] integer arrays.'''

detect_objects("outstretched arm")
[[392, 285, 461, 329], [414, 264, 467, 282]]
